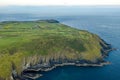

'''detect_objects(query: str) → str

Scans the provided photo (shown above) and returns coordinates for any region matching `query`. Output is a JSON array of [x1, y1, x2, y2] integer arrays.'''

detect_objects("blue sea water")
[[0, 13, 120, 80]]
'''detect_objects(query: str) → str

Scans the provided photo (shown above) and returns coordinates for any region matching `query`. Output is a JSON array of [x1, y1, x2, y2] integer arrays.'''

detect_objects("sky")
[[0, 0, 120, 6]]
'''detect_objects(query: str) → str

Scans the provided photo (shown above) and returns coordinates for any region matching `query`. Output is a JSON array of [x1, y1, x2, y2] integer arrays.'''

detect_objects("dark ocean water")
[[0, 14, 120, 80]]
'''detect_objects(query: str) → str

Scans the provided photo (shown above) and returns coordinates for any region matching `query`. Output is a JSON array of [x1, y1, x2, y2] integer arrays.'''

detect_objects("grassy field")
[[0, 20, 103, 80]]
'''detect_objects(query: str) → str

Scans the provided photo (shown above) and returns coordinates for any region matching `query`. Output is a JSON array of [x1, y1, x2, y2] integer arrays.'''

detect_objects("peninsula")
[[0, 20, 113, 80]]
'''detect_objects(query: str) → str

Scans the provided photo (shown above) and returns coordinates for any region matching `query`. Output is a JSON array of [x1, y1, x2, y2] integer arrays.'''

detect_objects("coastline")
[[5, 20, 115, 80], [22, 61, 111, 80], [17, 45, 115, 80], [11, 38, 114, 80]]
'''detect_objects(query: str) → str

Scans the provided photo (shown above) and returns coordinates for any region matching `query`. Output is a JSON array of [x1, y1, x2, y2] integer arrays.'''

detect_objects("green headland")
[[0, 20, 112, 80]]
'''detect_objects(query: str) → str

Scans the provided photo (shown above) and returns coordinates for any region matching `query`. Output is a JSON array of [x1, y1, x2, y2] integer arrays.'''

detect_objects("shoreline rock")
[[19, 61, 110, 80], [20, 58, 111, 80]]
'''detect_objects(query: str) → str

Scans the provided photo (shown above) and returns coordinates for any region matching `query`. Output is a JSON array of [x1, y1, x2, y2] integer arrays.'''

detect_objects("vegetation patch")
[[0, 20, 107, 80]]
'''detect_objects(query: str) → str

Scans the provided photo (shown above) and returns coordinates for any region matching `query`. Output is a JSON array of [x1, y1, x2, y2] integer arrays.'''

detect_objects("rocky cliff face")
[[14, 37, 113, 80]]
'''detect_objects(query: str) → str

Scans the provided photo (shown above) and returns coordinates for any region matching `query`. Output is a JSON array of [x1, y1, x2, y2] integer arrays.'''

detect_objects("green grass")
[[0, 20, 103, 79]]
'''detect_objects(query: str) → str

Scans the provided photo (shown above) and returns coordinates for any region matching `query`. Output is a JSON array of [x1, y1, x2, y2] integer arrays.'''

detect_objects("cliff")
[[0, 20, 113, 80]]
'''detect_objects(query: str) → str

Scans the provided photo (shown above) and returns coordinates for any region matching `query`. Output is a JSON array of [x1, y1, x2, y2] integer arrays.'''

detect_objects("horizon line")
[[0, 5, 120, 7]]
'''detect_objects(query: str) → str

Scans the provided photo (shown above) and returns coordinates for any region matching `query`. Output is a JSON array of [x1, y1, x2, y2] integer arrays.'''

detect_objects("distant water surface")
[[0, 14, 120, 80]]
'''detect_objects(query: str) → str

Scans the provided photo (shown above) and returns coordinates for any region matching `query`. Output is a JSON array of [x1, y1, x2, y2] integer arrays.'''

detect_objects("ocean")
[[0, 13, 120, 80]]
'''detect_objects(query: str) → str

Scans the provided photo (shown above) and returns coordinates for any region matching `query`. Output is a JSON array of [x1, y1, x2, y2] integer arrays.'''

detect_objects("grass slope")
[[0, 20, 103, 79]]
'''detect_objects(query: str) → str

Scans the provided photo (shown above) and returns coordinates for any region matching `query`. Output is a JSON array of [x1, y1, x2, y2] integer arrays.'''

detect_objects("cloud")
[[0, 0, 120, 6]]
